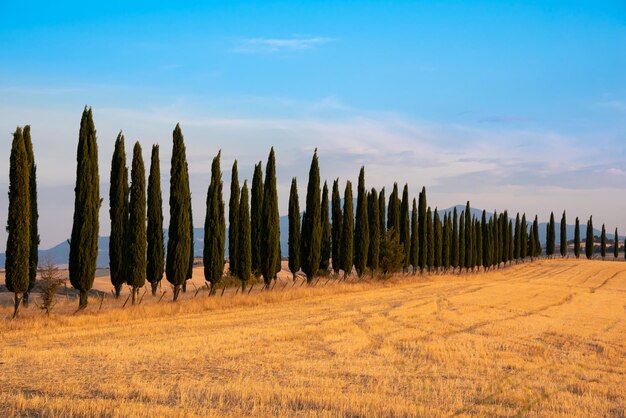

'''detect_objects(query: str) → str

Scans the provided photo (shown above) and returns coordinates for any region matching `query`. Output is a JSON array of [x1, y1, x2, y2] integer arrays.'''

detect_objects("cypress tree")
[[574, 217, 581, 259], [368, 188, 380, 275], [417, 187, 427, 272], [493, 211, 500, 268], [387, 183, 400, 234], [614, 228, 619, 259], [378, 187, 386, 242], [354, 167, 369, 277], [250, 162, 264, 276], [166, 123, 191, 301], [23, 126, 38, 305], [451, 207, 459, 270], [508, 220, 514, 263], [560, 211, 567, 257], [601, 224, 607, 260], [127, 142, 146, 304], [474, 218, 482, 271], [434, 209, 442, 271], [443, 213, 451, 271], [547, 212, 556, 257], [331, 179, 342, 274], [238, 181, 251, 291], [204, 151, 226, 293], [5, 127, 30, 317], [261, 148, 280, 286], [529, 223, 536, 260], [533, 216, 541, 258], [409, 198, 418, 274], [228, 160, 240, 276], [69, 107, 100, 309], [288, 178, 301, 280], [482, 211, 489, 269], [340, 181, 354, 278], [109, 132, 128, 298], [520, 214, 528, 260], [146, 145, 164, 295], [458, 211, 465, 273], [585, 216, 594, 260], [514, 213, 521, 260], [301, 151, 322, 283], [399, 184, 410, 271], [426, 207, 434, 272], [320, 181, 331, 272], [464, 202, 472, 271]]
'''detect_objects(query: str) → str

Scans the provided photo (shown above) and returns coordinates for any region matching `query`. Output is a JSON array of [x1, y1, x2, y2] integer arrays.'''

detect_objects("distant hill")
[[0, 205, 615, 268]]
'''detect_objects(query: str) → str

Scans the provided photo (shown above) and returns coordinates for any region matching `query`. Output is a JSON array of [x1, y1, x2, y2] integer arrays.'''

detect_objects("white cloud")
[[233, 36, 334, 53]]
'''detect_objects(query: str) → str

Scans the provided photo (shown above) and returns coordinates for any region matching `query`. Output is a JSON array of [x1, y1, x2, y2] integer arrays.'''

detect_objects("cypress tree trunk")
[[261, 148, 280, 287], [418, 187, 427, 272], [409, 198, 418, 274], [426, 207, 434, 272], [288, 178, 301, 280], [300, 151, 322, 283], [109, 132, 128, 298], [340, 181, 354, 278], [399, 184, 410, 272], [331, 179, 342, 274], [147, 145, 164, 296], [204, 151, 226, 293], [127, 142, 147, 304], [368, 188, 380, 275], [166, 124, 191, 301], [251, 162, 264, 276], [238, 182, 251, 291], [354, 167, 369, 277], [23, 126, 38, 306], [228, 160, 240, 276], [574, 217, 581, 258], [560, 211, 567, 257], [601, 224, 607, 260], [69, 107, 100, 310], [5, 127, 30, 318], [320, 182, 331, 272]]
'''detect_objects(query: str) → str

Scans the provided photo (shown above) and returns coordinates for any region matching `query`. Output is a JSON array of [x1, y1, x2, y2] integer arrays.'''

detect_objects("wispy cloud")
[[233, 36, 334, 53]]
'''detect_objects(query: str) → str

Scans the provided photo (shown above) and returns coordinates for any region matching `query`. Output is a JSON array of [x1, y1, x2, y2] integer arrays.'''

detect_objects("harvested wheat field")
[[1, 258, 625, 417]]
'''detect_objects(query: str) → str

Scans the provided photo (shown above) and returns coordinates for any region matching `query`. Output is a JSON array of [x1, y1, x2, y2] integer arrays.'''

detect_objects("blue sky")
[[1, 0, 625, 250]]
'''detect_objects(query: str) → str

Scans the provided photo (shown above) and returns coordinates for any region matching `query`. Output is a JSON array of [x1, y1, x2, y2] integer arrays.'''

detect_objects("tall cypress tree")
[[320, 181, 331, 272], [600, 224, 607, 260], [250, 162, 264, 276], [409, 198, 418, 274], [451, 207, 459, 270], [399, 184, 410, 271], [22, 126, 38, 305], [127, 142, 146, 304], [426, 207, 434, 272], [147, 145, 164, 295], [387, 183, 400, 234], [261, 148, 280, 286], [109, 132, 128, 298], [69, 107, 100, 309], [574, 217, 581, 259], [166, 123, 191, 301], [354, 167, 369, 277], [533, 215, 541, 258], [204, 151, 226, 293], [288, 178, 301, 280], [585, 216, 594, 260], [238, 181, 251, 291], [547, 212, 555, 257], [331, 179, 342, 274], [474, 218, 482, 271], [614, 228, 619, 259], [493, 211, 500, 267], [514, 213, 521, 260], [301, 151, 322, 283], [368, 188, 380, 275], [340, 181, 354, 278], [481, 210, 489, 269], [378, 187, 386, 242], [459, 211, 465, 272], [5, 127, 30, 317], [417, 187, 427, 272], [520, 214, 528, 260], [443, 213, 451, 271], [434, 209, 442, 271], [228, 160, 240, 276], [464, 202, 472, 271], [529, 222, 536, 260], [560, 211, 567, 257], [508, 220, 514, 263]]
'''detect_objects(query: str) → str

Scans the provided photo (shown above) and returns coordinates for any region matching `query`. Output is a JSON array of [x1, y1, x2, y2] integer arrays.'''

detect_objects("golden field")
[[1, 258, 625, 417]]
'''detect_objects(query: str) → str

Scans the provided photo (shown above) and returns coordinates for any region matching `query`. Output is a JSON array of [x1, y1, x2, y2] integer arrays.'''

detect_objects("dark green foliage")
[[443, 213, 451, 270], [368, 188, 380, 274], [23, 126, 38, 300], [228, 160, 240, 276], [127, 142, 147, 304], [331, 179, 342, 274], [458, 211, 465, 271], [250, 162, 264, 276], [340, 181, 354, 277], [426, 207, 434, 271], [560, 211, 567, 257], [320, 182, 331, 272], [474, 218, 482, 270], [5, 127, 30, 316], [514, 214, 521, 260], [585, 216, 594, 259], [147, 145, 164, 295], [409, 198, 418, 273], [434, 209, 442, 269], [614, 228, 619, 259], [520, 214, 528, 259], [204, 151, 226, 291], [378, 187, 386, 242], [600, 224, 607, 259], [288, 178, 301, 279], [464, 202, 472, 270], [354, 167, 369, 277], [529, 222, 536, 259], [417, 187, 427, 272], [493, 211, 500, 267], [533, 216, 541, 257], [482, 210, 490, 268], [399, 184, 410, 271], [261, 148, 280, 285], [237, 182, 251, 290], [574, 217, 581, 258], [451, 207, 459, 269], [547, 212, 555, 257], [379, 229, 404, 275], [69, 107, 101, 308], [387, 183, 400, 234], [508, 221, 514, 263], [166, 124, 191, 301], [109, 132, 128, 298], [301, 151, 322, 282]]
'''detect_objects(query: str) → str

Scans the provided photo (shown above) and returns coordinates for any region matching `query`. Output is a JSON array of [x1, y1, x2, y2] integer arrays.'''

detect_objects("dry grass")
[[1, 259, 625, 417]]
